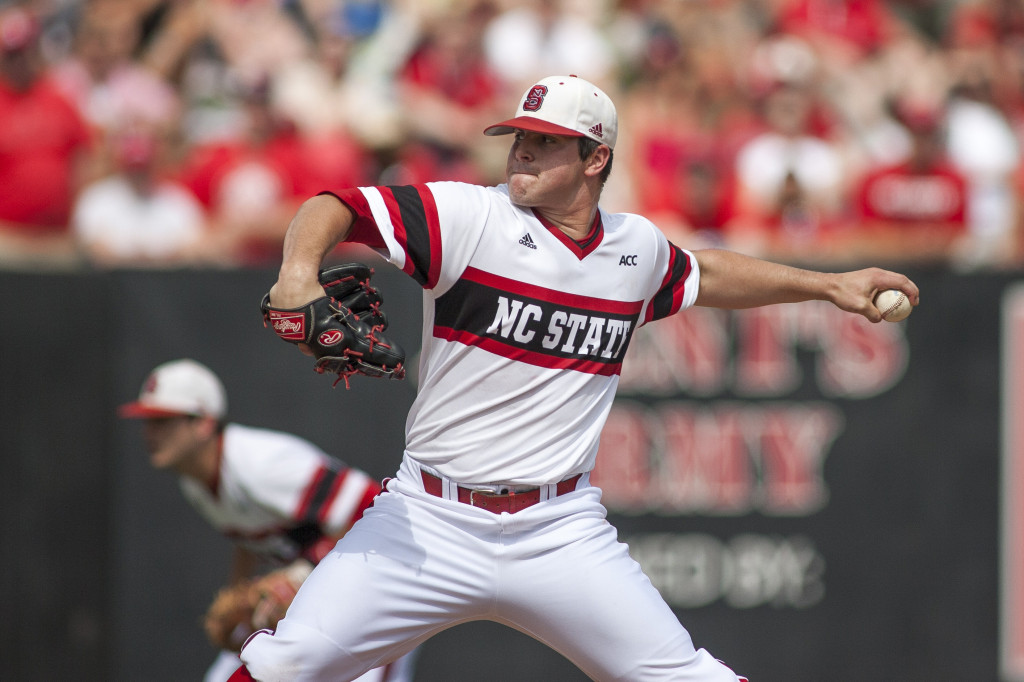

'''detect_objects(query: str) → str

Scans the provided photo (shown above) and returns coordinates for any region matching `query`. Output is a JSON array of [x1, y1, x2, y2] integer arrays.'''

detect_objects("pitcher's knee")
[[240, 624, 357, 682]]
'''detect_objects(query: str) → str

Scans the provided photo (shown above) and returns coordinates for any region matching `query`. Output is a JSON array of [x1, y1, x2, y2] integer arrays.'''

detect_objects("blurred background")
[[1, 0, 1023, 680]]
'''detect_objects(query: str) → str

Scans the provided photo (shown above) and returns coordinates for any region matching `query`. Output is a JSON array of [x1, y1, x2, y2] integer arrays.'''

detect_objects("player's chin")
[[149, 450, 176, 470], [507, 175, 538, 205]]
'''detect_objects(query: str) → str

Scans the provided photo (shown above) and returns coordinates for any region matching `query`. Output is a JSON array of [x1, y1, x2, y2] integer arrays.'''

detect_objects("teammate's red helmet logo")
[[319, 330, 345, 346], [523, 85, 547, 112]]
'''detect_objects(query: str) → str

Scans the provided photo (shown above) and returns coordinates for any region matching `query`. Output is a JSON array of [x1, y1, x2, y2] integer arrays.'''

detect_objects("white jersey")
[[333, 182, 699, 486], [179, 423, 379, 564]]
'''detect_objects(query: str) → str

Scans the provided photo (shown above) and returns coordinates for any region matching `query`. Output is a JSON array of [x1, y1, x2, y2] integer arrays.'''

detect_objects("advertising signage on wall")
[[592, 301, 911, 610]]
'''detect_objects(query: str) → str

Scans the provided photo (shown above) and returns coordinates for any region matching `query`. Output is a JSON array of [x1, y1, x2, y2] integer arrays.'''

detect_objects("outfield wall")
[[0, 264, 1015, 681]]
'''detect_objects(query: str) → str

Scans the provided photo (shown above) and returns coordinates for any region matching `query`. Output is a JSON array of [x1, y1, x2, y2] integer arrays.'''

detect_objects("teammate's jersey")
[[333, 182, 699, 486], [179, 423, 380, 564]]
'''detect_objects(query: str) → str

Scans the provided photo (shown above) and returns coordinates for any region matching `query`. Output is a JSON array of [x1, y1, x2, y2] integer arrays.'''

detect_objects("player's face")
[[505, 130, 587, 208], [143, 415, 204, 471]]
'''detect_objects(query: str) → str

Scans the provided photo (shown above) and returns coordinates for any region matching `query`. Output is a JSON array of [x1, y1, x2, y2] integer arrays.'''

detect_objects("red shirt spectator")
[[850, 109, 970, 265], [0, 7, 92, 235], [176, 79, 373, 266], [857, 163, 967, 225], [777, 0, 895, 56], [0, 75, 92, 230]]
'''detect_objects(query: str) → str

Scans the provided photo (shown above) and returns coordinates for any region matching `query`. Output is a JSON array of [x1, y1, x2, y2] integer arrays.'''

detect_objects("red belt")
[[420, 471, 582, 514]]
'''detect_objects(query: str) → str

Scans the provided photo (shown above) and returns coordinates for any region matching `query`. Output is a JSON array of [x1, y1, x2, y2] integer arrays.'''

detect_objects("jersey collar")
[[532, 208, 604, 260]]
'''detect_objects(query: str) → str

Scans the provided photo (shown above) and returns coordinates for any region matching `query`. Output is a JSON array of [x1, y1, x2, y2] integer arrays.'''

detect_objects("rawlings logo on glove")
[[261, 263, 407, 388]]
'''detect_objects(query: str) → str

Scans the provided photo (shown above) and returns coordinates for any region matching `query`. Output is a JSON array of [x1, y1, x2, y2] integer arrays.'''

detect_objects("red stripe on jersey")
[[316, 468, 350, 525], [415, 184, 443, 289], [295, 466, 328, 521], [378, 187, 415, 277], [670, 247, 692, 312], [227, 664, 257, 681], [436, 326, 622, 375], [462, 266, 643, 315], [325, 189, 387, 249], [644, 244, 693, 324], [351, 483, 380, 523]]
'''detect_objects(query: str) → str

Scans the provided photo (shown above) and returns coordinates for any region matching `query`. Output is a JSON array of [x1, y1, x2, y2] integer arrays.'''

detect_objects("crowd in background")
[[2, 0, 1024, 272]]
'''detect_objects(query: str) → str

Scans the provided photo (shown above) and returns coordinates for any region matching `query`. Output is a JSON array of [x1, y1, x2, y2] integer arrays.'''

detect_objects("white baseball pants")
[[240, 464, 744, 681]]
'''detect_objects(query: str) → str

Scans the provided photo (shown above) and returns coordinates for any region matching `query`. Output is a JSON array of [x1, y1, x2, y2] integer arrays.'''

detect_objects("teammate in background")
[[238, 75, 919, 681], [119, 359, 416, 682]]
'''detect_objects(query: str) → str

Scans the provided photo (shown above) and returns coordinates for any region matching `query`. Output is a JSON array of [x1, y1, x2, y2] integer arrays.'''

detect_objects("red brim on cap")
[[118, 402, 194, 419], [483, 117, 585, 138]]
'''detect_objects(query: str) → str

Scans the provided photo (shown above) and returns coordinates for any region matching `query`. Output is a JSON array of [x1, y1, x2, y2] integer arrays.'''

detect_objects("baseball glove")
[[261, 263, 406, 388], [203, 560, 314, 651]]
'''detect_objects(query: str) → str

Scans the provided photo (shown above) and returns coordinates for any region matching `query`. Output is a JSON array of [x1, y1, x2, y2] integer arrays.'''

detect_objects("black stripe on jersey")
[[648, 244, 692, 322], [434, 276, 639, 372], [389, 185, 432, 286], [299, 465, 342, 526]]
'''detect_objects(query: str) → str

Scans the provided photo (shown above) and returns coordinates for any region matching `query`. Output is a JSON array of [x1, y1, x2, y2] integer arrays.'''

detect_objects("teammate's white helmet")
[[119, 359, 227, 419]]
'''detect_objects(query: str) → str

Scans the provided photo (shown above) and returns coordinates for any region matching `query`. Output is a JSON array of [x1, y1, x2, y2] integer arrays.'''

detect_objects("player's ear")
[[194, 415, 219, 439], [584, 144, 611, 178]]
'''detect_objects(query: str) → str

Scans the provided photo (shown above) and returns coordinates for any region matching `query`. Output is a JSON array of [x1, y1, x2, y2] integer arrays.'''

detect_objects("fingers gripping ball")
[[261, 263, 406, 387], [874, 289, 912, 322]]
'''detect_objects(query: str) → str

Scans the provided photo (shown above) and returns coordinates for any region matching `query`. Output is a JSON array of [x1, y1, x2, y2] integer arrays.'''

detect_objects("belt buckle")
[[468, 487, 512, 508]]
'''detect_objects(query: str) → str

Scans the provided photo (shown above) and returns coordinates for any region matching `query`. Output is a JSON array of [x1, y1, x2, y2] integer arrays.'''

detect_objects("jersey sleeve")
[[641, 240, 700, 324], [229, 430, 381, 548], [325, 182, 491, 291]]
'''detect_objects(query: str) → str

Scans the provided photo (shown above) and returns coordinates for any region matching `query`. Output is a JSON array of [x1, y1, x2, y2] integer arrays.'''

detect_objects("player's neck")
[[533, 200, 600, 242], [180, 436, 223, 492], [547, 180, 604, 240]]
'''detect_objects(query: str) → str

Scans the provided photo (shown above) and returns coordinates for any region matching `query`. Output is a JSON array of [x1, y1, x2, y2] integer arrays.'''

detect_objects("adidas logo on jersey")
[[519, 233, 537, 249], [589, 123, 603, 139]]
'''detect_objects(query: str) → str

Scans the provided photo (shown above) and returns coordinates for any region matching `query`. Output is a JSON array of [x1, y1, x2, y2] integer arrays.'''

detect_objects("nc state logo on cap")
[[523, 85, 548, 112]]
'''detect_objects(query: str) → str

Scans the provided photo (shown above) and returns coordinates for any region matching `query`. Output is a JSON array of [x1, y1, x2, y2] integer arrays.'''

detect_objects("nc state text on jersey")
[[433, 268, 643, 374]]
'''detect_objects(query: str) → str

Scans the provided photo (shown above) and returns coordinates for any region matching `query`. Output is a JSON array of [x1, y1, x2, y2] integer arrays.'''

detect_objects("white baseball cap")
[[484, 75, 617, 149], [119, 359, 227, 419]]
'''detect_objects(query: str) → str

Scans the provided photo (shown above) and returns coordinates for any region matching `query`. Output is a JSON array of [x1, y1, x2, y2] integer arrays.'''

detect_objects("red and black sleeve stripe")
[[644, 244, 693, 323]]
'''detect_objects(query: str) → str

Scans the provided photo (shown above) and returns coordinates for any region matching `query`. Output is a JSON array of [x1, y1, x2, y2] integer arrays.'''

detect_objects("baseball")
[[874, 289, 912, 322]]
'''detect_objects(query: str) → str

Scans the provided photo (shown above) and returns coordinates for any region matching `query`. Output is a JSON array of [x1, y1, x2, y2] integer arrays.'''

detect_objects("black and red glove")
[[261, 263, 406, 387]]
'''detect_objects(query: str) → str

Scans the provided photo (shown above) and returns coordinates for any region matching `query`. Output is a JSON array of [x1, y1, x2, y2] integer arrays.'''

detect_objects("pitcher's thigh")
[[501, 525, 738, 681]]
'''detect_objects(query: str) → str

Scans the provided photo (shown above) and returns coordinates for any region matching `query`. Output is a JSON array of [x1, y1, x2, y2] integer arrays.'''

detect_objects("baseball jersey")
[[179, 423, 380, 564], [332, 182, 699, 486]]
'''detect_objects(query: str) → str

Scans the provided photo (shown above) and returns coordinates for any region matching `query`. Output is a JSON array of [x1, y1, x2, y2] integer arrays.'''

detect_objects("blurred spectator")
[[726, 82, 847, 263], [270, 0, 410, 152], [388, 1, 505, 185], [943, 5, 1023, 269], [848, 101, 971, 266], [819, 25, 947, 183], [620, 3, 762, 245], [72, 125, 207, 268], [52, 0, 180, 147], [176, 77, 353, 267], [0, 5, 93, 269], [482, 0, 614, 93], [775, 0, 900, 67]]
